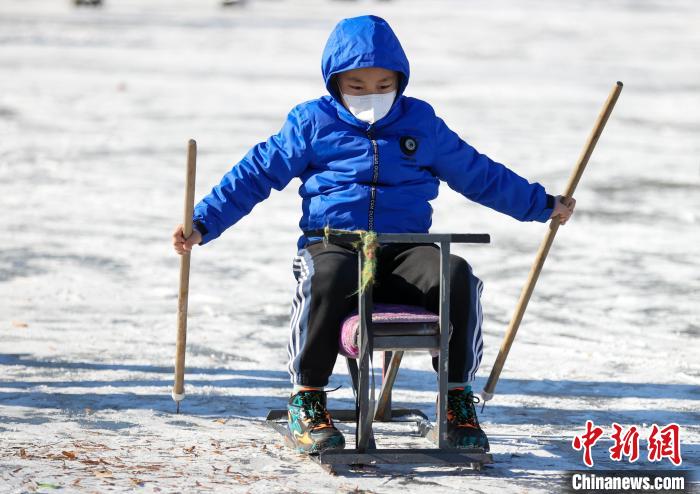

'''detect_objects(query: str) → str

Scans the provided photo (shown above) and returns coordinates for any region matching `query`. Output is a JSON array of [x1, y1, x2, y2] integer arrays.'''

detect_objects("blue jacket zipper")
[[367, 128, 379, 230]]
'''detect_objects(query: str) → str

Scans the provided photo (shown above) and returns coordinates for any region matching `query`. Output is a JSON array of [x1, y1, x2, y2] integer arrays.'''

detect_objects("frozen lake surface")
[[1, 0, 698, 492]]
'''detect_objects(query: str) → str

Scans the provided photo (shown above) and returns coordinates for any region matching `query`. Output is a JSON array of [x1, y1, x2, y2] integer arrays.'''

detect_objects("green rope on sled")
[[322, 226, 378, 294]]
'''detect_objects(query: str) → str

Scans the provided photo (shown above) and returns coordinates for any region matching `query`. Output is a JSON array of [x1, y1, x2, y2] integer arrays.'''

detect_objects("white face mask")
[[341, 90, 397, 124]]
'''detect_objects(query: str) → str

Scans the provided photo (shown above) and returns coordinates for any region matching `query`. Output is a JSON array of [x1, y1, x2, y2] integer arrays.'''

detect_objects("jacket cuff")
[[546, 194, 555, 210], [192, 217, 217, 245], [535, 193, 556, 223]]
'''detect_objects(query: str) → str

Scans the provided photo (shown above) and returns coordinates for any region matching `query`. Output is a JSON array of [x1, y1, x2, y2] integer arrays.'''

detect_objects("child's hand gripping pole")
[[481, 82, 623, 407], [173, 139, 197, 413]]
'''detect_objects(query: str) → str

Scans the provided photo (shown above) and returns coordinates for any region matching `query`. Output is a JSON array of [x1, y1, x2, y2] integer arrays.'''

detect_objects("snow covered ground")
[[1, 0, 698, 492]]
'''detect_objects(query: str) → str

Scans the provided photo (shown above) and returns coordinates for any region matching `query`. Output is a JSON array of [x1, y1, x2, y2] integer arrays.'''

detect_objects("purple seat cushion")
[[339, 303, 440, 359]]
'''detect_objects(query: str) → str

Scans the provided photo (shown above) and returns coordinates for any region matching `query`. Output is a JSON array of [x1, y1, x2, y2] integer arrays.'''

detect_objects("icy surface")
[[1, 0, 698, 492]]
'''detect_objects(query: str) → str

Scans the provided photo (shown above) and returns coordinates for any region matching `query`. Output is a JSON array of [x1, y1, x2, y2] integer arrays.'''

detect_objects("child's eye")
[[379, 85, 393, 90], [350, 86, 363, 90]]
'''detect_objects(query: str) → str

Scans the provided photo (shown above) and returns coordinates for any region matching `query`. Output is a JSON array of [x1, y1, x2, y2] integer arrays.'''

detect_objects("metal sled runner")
[[266, 231, 493, 469]]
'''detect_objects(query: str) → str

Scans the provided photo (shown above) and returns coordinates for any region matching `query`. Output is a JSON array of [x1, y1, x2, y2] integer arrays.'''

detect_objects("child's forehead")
[[339, 67, 396, 81]]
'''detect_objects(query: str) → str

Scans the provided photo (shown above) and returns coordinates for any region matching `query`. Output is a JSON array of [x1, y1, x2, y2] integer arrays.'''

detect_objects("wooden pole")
[[481, 82, 623, 403], [173, 139, 197, 413]]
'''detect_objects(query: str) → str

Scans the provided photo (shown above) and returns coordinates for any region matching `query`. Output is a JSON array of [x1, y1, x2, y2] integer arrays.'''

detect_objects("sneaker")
[[287, 389, 345, 453], [444, 387, 490, 451]]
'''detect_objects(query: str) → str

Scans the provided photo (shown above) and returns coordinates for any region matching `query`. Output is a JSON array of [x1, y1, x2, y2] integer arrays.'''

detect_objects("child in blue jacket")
[[173, 15, 575, 454]]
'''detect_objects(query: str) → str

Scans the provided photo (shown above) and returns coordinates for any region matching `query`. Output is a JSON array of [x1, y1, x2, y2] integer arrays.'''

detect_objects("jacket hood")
[[321, 15, 410, 101]]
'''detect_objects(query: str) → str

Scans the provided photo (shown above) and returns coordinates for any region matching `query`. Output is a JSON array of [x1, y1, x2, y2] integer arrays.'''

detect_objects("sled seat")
[[339, 303, 441, 360], [338, 303, 446, 424]]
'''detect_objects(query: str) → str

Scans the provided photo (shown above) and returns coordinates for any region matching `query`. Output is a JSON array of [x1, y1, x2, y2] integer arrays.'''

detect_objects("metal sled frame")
[[266, 231, 493, 469]]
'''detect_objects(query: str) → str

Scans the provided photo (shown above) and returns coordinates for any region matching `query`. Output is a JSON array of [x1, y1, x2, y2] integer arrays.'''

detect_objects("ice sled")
[[266, 230, 493, 470]]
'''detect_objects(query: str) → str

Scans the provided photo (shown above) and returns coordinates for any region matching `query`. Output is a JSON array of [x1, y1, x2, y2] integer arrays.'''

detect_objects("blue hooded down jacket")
[[192, 15, 554, 249]]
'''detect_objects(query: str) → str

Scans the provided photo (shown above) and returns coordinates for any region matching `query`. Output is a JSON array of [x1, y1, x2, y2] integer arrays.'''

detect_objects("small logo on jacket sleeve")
[[400, 136, 418, 156]]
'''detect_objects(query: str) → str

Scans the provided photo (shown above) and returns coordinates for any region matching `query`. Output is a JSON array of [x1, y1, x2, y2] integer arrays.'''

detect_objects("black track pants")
[[287, 241, 484, 387]]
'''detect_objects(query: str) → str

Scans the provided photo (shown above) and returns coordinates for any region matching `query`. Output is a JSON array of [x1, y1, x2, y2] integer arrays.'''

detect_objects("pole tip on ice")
[[480, 389, 493, 413], [172, 389, 185, 414]]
